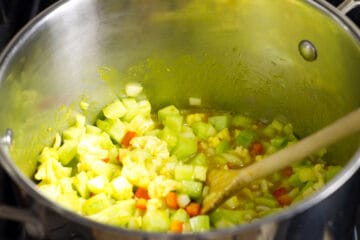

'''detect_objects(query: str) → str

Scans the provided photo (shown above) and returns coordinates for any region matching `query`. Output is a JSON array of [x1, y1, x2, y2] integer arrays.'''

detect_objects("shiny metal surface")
[[0, 0, 359, 239], [298, 40, 318, 61]]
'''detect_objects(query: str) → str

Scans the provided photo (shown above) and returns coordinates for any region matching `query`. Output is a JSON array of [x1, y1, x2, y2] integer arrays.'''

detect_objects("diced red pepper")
[[276, 194, 292, 206], [170, 220, 183, 233], [282, 166, 293, 177], [135, 198, 147, 210], [272, 187, 287, 198], [121, 131, 137, 147], [135, 187, 150, 200], [249, 142, 264, 157], [165, 192, 179, 210], [185, 202, 201, 217], [102, 157, 110, 163]]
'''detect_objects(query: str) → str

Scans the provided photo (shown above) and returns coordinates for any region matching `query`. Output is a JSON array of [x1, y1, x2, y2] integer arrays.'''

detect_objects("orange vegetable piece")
[[276, 194, 292, 206], [185, 202, 201, 217], [135, 198, 147, 210], [165, 192, 179, 209], [170, 220, 183, 233], [272, 187, 287, 198], [249, 142, 264, 156], [121, 131, 137, 147], [282, 166, 293, 177], [135, 188, 150, 200]]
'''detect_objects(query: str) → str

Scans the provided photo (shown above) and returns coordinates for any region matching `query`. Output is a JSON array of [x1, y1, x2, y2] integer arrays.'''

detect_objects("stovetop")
[[0, 0, 359, 240]]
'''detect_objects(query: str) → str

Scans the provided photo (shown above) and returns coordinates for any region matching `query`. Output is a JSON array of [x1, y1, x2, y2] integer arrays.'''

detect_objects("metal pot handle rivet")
[[298, 40, 317, 61]]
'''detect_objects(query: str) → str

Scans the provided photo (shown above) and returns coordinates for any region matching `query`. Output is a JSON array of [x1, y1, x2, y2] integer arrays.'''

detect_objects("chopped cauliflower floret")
[[127, 115, 154, 135], [146, 198, 165, 212], [77, 134, 109, 160], [131, 136, 169, 159], [148, 176, 181, 199], [121, 162, 151, 188], [35, 157, 72, 183], [232, 146, 251, 164]]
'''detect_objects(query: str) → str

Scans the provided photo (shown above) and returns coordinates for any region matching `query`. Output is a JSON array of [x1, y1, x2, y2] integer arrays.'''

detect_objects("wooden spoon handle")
[[201, 108, 360, 214]]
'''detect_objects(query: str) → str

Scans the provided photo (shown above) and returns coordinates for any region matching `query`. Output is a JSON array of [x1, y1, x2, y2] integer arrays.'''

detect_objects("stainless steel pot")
[[0, 0, 359, 239]]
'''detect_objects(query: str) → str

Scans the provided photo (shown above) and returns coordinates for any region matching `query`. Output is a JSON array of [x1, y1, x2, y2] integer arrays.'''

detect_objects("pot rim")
[[0, 0, 359, 238]]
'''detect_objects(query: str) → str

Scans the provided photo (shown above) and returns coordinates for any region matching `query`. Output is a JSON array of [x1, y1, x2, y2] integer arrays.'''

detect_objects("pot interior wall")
[[0, 0, 359, 177]]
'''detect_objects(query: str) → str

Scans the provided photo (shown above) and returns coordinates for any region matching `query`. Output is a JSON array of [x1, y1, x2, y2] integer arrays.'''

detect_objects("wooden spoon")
[[201, 108, 360, 214]]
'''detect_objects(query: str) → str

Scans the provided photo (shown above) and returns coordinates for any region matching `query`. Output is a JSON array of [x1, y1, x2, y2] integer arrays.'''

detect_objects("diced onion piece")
[[125, 82, 143, 97], [177, 193, 191, 208], [189, 97, 202, 106]]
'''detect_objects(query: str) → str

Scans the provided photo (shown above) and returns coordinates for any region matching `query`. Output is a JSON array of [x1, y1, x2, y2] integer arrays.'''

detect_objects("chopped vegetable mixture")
[[34, 83, 342, 233]]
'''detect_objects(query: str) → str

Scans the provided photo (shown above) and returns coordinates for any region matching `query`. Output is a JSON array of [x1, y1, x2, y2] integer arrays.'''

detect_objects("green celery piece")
[[190, 215, 210, 232], [86, 125, 102, 134], [254, 196, 279, 208], [171, 208, 190, 223], [96, 118, 126, 143], [263, 125, 277, 138], [215, 140, 230, 154], [325, 166, 342, 182], [298, 167, 317, 182], [73, 172, 90, 198], [174, 164, 206, 182], [136, 100, 152, 117], [209, 208, 242, 226], [89, 199, 135, 227], [175, 165, 194, 181], [180, 180, 203, 200], [287, 172, 304, 188], [270, 137, 288, 149], [235, 129, 257, 147], [194, 166, 207, 182], [87, 175, 108, 194], [102, 100, 127, 119], [56, 192, 82, 213], [192, 122, 217, 140], [58, 140, 77, 165], [158, 127, 178, 151], [142, 209, 170, 232], [110, 176, 134, 200], [171, 135, 198, 161], [287, 187, 300, 199], [283, 123, 294, 136], [121, 98, 138, 122], [189, 153, 208, 166], [158, 105, 180, 123], [63, 126, 83, 141], [164, 115, 183, 132], [208, 115, 230, 131], [231, 115, 253, 128], [270, 119, 284, 132], [83, 193, 112, 215]]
